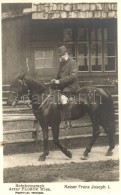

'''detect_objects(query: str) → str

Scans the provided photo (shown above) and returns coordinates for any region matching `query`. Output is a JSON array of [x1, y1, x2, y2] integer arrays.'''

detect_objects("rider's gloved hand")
[[51, 79, 60, 84]]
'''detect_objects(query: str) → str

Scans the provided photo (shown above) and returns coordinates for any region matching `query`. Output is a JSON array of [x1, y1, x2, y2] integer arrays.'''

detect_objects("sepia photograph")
[[0, 0, 120, 194]]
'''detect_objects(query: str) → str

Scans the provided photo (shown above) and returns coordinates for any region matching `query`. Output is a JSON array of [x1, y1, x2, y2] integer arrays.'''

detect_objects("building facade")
[[2, 3, 118, 87]]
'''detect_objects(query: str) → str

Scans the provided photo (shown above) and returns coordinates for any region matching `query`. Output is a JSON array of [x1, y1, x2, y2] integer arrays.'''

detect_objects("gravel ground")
[[4, 145, 119, 168], [4, 159, 119, 182]]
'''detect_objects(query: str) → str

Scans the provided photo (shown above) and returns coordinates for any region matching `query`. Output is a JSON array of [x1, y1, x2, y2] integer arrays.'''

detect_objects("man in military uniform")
[[51, 45, 80, 128]]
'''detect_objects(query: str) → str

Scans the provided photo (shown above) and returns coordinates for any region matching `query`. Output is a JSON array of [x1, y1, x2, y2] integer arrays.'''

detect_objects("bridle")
[[15, 79, 54, 112]]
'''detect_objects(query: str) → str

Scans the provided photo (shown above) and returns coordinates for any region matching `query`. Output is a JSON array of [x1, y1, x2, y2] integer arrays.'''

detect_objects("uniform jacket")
[[56, 57, 80, 94]]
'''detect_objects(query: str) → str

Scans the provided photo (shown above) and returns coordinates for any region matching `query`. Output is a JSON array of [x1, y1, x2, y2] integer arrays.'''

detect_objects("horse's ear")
[[11, 72, 26, 87], [18, 72, 26, 80]]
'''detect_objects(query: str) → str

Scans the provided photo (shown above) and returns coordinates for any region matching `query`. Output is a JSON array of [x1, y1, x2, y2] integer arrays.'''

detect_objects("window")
[[104, 28, 116, 72], [63, 24, 117, 72], [77, 28, 89, 71], [35, 48, 53, 69], [90, 29, 102, 72]]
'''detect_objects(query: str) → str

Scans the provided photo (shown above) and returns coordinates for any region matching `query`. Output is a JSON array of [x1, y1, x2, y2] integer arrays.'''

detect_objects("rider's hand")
[[51, 79, 60, 84]]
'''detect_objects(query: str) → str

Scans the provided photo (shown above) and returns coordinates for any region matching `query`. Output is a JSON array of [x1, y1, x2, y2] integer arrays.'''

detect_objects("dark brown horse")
[[10, 72, 115, 161]]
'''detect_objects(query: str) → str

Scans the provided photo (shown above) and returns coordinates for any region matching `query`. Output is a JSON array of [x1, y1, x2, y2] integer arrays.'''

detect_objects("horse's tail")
[[102, 89, 116, 135]]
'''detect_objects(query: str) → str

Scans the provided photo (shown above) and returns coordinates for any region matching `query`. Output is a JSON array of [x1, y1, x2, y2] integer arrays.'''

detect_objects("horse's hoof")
[[81, 154, 89, 160], [38, 155, 46, 161], [106, 150, 113, 156], [66, 151, 72, 158]]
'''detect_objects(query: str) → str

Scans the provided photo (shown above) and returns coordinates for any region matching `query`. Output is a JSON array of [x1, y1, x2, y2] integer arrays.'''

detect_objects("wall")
[[2, 15, 32, 84], [2, 16, 118, 86]]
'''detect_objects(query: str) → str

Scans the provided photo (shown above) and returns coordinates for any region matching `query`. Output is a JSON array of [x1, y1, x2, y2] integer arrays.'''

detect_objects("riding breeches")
[[60, 94, 68, 105]]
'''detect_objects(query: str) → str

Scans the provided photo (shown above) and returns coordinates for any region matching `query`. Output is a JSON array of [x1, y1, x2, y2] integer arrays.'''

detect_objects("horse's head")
[[10, 72, 28, 106], [10, 72, 47, 106]]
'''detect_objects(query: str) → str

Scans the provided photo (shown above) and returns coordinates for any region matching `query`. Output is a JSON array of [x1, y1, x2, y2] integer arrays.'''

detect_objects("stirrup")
[[65, 120, 72, 129]]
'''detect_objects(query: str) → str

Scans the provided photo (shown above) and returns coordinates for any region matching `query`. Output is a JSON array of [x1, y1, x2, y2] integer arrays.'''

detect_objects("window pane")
[[90, 29, 96, 41], [78, 66, 89, 71], [78, 58, 89, 66], [35, 48, 53, 69], [64, 29, 73, 42], [78, 58, 89, 71], [91, 57, 102, 71], [35, 59, 44, 69], [78, 43, 88, 57], [104, 57, 115, 71], [91, 57, 102, 65], [104, 43, 115, 56], [104, 28, 107, 41], [97, 29, 102, 41], [78, 28, 88, 41], [90, 43, 102, 56], [92, 65, 101, 71], [78, 65, 89, 71], [44, 59, 53, 68], [44, 49, 53, 58], [35, 50, 43, 58]]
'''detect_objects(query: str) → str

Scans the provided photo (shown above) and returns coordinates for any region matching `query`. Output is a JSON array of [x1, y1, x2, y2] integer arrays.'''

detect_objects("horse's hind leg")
[[105, 127, 115, 156], [81, 118, 100, 160], [51, 125, 72, 158]]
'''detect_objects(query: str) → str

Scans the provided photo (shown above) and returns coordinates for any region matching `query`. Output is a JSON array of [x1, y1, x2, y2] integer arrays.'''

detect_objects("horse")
[[10, 72, 115, 161]]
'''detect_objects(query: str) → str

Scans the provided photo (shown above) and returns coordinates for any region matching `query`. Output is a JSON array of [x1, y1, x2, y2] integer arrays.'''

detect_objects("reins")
[[25, 93, 52, 113], [37, 94, 52, 110], [22, 82, 55, 113]]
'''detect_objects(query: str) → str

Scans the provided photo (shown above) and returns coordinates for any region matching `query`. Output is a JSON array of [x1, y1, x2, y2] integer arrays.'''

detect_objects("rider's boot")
[[60, 94, 72, 129], [63, 104, 72, 129]]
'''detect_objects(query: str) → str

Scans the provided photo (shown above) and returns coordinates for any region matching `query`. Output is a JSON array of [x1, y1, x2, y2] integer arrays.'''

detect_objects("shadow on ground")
[[4, 160, 119, 183]]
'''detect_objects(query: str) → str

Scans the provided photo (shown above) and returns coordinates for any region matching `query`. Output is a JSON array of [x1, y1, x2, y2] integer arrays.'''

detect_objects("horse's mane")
[[25, 76, 47, 91], [11, 72, 47, 91]]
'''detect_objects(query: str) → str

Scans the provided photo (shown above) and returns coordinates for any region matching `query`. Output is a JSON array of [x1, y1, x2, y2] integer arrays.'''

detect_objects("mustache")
[[60, 58, 67, 62]]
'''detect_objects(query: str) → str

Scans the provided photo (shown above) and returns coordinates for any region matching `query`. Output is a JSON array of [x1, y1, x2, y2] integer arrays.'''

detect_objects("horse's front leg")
[[38, 124, 49, 161], [81, 116, 100, 160], [52, 124, 72, 158]]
